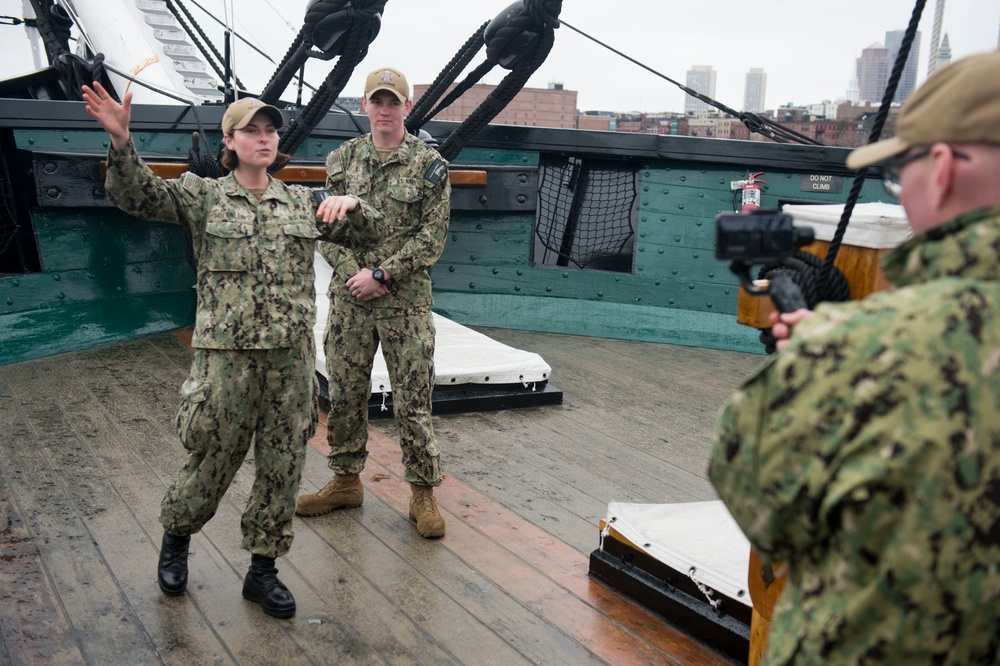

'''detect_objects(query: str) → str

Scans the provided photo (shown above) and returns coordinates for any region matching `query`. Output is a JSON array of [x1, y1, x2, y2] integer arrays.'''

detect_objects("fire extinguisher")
[[740, 171, 766, 212]]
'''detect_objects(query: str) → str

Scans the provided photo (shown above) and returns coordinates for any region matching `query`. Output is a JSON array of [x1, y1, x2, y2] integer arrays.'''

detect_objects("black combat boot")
[[242, 554, 296, 618], [157, 532, 190, 596]]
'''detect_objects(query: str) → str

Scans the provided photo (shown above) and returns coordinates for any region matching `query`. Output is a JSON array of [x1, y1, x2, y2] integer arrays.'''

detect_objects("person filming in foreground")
[[709, 50, 1000, 664]]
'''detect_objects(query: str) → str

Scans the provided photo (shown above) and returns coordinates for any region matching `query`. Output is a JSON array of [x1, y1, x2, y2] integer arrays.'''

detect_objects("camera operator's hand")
[[769, 308, 812, 351]]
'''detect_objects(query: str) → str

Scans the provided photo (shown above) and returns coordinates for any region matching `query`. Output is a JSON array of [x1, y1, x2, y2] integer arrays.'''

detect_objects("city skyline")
[[0, 0, 996, 114]]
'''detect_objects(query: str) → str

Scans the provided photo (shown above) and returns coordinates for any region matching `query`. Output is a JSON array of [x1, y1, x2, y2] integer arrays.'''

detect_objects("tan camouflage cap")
[[221, 97, 284, 135], [364, 67, 409, 102], [847, 50, 1000, 170]]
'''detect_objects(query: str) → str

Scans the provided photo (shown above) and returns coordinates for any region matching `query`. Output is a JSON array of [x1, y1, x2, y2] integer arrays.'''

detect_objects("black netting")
[[534, 155, 637, 270]]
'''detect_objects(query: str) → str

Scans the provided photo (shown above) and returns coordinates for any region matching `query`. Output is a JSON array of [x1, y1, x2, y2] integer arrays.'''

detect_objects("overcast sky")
[[0, 0, 995, 113]]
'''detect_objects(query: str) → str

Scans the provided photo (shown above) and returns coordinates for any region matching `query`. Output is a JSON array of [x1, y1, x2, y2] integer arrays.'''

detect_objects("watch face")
[[372, 268, 385, 284]]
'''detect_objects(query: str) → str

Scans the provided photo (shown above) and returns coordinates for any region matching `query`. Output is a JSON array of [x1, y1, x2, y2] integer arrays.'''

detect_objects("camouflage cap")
[[222, 97, 284, 135], [364, 67, 409, 102], [847, 51, 1000, 170]]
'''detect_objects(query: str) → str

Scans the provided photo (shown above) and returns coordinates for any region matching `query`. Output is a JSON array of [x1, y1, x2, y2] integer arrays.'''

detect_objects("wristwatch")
[[371, 267, 388, 285]]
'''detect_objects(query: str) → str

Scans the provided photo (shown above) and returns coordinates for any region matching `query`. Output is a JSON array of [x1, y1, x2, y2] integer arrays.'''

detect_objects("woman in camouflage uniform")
[[82, 82, 359, 619]]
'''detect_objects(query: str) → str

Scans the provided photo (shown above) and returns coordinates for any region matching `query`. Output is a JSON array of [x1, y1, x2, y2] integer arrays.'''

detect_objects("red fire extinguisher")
[[740, 171, 766, 212]]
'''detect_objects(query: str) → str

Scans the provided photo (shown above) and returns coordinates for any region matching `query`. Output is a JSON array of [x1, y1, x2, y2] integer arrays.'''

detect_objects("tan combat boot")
[[295, 474, 363, 516], [409, 484, 445, 538]]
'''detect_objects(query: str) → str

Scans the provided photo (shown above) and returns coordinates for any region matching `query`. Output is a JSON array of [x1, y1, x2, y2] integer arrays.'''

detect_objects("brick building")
[[411, 82, 579, 129]]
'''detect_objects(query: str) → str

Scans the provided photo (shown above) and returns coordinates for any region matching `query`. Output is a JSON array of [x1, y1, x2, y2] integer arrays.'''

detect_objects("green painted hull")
[[0, 99, 886, 365]]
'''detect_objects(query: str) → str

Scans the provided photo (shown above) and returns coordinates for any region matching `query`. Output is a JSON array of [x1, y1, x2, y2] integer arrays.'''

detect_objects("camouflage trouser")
[[160, 341, 317, 558], [325, 297, 441, 486]]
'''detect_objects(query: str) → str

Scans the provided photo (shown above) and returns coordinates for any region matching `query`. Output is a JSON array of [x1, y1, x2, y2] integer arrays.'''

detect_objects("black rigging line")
[[816, 0, 927, 300], [1, 15, 36, 26], [180, 0, 320, 94], [558, 18, 822, 146]]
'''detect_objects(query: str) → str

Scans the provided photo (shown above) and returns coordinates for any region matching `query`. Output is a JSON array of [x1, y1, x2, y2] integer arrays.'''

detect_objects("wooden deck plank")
[[0, 362, 162, 665], [352, 430, 734, 666], [297, 448, 606, 666], [29, 349, 251, 666], [0, 329, 754, 665], [0, 428, 86, 665], [103, 339, 526, 665], [70, 342, 384, 665]]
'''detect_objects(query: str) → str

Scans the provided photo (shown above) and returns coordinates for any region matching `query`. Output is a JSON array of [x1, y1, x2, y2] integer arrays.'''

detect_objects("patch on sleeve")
[[181, 171, 204, 194], [424, 159, 447, 185], [327, 152, 344, 175]]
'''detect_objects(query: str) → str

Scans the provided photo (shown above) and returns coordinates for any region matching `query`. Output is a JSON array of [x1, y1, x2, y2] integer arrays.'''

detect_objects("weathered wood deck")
[[0, 327, 762, 665]]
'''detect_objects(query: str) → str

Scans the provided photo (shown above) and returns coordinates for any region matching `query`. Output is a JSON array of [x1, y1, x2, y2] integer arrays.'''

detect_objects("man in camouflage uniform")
[[85, 84, 363, 618], [709, 52, 1000, 664], [296, 67, 451, 538]]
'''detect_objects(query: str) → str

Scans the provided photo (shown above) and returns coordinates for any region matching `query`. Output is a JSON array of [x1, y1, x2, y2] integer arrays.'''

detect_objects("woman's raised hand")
[[82, 82, 133, 150]]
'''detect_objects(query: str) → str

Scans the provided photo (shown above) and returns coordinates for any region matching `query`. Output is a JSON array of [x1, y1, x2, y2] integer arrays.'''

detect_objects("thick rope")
[[437, 27, 555, 161], [418, 60, 494, 127], [405, 21, 488, 132], [165, 0, 244, 90], [756, 250, 851, 353], [816, 0, 926, 301], [274, 0, 385, 166], [426, 0, 563, 162]]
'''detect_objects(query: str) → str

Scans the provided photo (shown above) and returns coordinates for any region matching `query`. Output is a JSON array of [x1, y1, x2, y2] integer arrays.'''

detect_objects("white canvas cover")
[[782, 202, 910, 249], [313, 250, 552, 394], [604, 500, 752, 608]]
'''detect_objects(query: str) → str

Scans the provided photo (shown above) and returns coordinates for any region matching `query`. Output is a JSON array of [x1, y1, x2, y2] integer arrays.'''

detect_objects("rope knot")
[[524, 0, 562, 29]]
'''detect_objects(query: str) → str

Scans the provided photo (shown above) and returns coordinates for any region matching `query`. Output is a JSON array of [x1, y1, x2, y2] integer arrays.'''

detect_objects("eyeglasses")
[[882, 146, 971, 198]]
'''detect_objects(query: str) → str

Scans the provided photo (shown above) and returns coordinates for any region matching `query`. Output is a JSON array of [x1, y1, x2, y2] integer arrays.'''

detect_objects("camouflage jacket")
[[106, 138, 355, 350], [710, 204, 1000, 664], [318, 132, 450, 308]]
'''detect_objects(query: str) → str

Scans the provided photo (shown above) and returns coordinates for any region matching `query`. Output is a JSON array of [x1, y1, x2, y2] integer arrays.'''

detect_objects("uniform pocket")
[[203, 221, 253, 271], [281, 222, 321, 261], [174, 377, 211, 453], [387, 179, 422, 204]]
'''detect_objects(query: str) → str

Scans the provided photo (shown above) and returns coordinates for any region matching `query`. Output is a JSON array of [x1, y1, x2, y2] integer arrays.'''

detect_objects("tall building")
[[884, 29, 922, 103], [846, 76, 861, 103], [684, 65, 717, 115], [856, 43, 890, 103], [936, 33, 953, 70], [743, 68, 767, 113]]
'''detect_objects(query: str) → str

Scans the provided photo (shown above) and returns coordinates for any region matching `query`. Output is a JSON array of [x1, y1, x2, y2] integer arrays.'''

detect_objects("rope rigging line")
[[557, 18, 822, 146], [0, 15, 35, 26], [269, 0, 387, 168], [404, 21, 489, 132], [178, 0, 321, 98], [25, 0, 117, 102], [752, 0, 926, 354], [406, 0, 564, 163], [816, 0, 926, 301], [165, 0, 245, 92]]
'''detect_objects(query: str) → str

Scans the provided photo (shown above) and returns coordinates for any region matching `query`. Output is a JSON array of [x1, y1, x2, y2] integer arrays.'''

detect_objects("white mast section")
[[59, 0, 223, 104]]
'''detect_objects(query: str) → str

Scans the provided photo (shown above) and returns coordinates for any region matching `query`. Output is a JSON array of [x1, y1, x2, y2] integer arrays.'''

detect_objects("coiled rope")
[[27, 0, 114, 101], [755, 251, 851, 353]]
